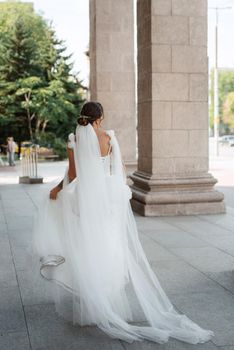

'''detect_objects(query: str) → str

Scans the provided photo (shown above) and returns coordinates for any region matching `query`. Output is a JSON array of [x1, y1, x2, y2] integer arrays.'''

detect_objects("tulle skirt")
[[32, 173, 214, 344]]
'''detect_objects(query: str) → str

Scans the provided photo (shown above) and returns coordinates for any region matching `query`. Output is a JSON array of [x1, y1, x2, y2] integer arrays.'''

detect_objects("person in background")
[[7, 136, 16, 166], [0, 144, 4, 166]]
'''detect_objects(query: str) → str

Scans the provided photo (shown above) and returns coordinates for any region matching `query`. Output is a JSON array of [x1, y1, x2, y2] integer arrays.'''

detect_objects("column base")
[[130, 171, 225, 216], [19, 176, 43, 184]]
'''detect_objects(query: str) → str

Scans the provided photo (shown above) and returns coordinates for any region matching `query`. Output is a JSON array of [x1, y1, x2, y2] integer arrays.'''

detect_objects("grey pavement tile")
[[0, 286, 26, 332], [206, 270, 234, 294], [163, 215, 201, 227], [151, 260, 219, 295], [17, 269, 55, 306], [169, 246, 234, 273], [199, 213, 234, 233], [180, 230, 234, 257], [32, 198, 46, 208], [0, 231, 9, 243], [5, 213, 35, 222], [123, 339, 218, 350], [0, 309, 27, 333], [11, 244, 32, 271], [189, 227, 234, 243], [0, 192, 29, 200], [1, 177, 234, 349], [25, 304, 124, 350], [211, 326, 234, 347], [30, 335, 124, 350], [6, 216, 33, 231], [0, 220, 5, 229], [202, 235, 234, 257], [3, 206, 36, 217], [0, 266, 18, 288], [0, 242, 14, 265], [169, 289, 234, 347], [0, 240, 11, 253], [139, 235, 179, 262], [8, 229, 32, 247], [143, 229, 208, 248], [0, 224, 7, 235], [164, 215, 233, 236], [2, 199, 35, 211], [0, 286, 22, 309], [135, 217, 176, 231], [0, 331, 30, 350]]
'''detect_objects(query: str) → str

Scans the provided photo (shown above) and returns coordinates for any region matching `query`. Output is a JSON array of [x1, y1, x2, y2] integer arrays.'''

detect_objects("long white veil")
[[32, 124, 214, 344]]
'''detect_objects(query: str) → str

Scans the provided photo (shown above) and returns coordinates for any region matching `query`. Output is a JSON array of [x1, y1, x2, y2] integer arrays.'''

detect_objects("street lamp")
[[209, 6, 232, 157]]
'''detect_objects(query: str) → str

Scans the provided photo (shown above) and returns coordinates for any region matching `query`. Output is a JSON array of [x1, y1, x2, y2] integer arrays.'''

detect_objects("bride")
[[33, 101, 214, 344]]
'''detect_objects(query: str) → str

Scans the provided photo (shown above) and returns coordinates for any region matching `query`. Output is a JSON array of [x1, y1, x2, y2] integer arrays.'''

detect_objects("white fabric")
[[32, 124, 214, 344]]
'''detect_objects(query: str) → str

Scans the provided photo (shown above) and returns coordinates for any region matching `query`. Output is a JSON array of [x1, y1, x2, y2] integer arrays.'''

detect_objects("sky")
[[15, 0, 90, 86], [1, 0, 234, 85], [208, 0, 234, 69]]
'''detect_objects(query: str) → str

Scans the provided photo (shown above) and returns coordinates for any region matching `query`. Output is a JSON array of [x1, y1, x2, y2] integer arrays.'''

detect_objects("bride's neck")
[[92, 121, 101, 130]]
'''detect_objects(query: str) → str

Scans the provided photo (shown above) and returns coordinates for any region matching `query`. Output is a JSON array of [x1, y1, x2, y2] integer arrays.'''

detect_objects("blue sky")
[[1, 0, 234, 85]]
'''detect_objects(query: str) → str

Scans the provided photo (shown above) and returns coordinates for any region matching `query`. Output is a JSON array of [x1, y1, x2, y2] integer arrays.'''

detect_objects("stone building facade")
[[89, 0, 225, 216]]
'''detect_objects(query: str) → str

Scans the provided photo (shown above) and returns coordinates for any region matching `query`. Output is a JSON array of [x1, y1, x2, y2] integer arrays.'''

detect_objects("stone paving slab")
[[143, 228, 209, 248], [0, 332, 31, 350], [0, 162, 234, 349], [151, 259, 219, 295], [0, 286, 26, 333], [25, 304, 125, 350], [169, 246, 234, 273], [123, 339, 219, 350], [170, 289, 234, 347]]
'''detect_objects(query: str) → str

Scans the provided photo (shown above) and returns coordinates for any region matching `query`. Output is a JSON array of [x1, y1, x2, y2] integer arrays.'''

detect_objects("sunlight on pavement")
[[0, 161, 67, 185]]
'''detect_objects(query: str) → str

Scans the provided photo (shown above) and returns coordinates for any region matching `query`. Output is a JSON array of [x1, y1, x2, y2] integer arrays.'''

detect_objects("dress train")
[[32, 124, 214, 344]]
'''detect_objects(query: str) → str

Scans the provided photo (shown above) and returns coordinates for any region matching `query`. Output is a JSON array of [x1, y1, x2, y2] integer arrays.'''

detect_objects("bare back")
[[67, 128, 111, 182], [94, 129, 111, 157]]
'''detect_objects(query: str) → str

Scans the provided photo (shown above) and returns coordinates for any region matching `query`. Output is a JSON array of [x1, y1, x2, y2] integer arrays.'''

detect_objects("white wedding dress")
[[33, 124, 214, 344]]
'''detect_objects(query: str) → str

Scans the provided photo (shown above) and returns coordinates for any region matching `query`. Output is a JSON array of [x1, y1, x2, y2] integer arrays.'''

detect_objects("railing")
[[20, 145, 43, 183]]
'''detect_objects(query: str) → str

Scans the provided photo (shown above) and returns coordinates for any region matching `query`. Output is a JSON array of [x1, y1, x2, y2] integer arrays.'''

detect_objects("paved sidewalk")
[[0, 161, 234, 350]]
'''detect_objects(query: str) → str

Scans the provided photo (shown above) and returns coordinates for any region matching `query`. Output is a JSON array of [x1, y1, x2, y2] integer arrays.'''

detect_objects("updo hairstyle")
[[77, 101, 104, 126]]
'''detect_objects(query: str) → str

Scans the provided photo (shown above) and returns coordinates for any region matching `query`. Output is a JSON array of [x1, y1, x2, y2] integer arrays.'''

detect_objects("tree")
[[209, 69, 234, 135], [223, 92, 234, 132], [0, 2, 85, 152]]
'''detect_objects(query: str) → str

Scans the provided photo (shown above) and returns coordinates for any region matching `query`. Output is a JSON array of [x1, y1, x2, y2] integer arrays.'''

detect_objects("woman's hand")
[[49, 186, 61, 200]]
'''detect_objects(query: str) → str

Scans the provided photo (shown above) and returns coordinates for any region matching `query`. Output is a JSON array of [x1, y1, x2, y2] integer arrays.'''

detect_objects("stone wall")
[[130, 0, 225, 216], [89, 0, 136, 164]]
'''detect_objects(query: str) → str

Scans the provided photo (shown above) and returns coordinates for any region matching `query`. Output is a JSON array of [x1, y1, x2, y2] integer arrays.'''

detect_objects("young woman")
[[33, 101, 213, 344]]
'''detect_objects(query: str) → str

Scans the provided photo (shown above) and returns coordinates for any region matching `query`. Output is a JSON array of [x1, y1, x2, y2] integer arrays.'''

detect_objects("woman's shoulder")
[[105, 129, 115, 138], [68, 132, 75, 139], [67, 133, 76, 149]]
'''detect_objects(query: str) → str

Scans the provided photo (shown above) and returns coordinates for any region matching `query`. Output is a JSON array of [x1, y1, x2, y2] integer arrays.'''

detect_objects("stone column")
[[131, 0, 225, 216], [89, 0, 136, 164]]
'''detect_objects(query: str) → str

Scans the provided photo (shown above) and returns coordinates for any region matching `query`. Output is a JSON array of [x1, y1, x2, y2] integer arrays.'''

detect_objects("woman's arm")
[[67, 147, 76, 182], [50, 144, 77, 200]]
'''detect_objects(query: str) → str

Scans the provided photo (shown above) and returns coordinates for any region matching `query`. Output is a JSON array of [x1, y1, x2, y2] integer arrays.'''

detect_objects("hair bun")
[[77, 116, 89, 126]]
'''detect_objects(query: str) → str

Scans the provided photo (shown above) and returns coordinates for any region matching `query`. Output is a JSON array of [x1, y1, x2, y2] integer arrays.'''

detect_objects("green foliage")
[[36, 132, 66, 160], [223, 91, 234, 132], [52, 137, 67, 160], [0, 1, 85, 151], [210, 69, 234, 134]]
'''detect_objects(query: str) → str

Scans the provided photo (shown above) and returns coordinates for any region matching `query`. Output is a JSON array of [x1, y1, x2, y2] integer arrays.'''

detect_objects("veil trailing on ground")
[[32, 124, 213, 344]]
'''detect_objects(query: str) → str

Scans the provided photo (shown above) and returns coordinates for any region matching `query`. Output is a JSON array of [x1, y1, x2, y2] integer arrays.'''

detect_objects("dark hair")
[[78, 101, 104, 126]]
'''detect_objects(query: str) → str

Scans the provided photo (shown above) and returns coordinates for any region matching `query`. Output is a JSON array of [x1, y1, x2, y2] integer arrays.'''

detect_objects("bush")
[[52, 138, 67, 160], [37, 132, 67, 160]]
